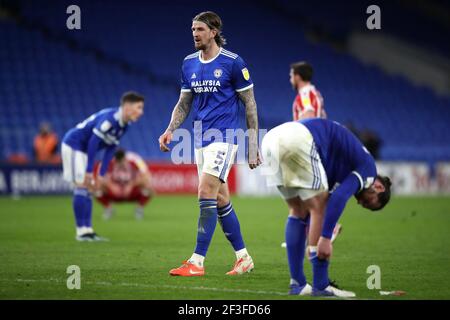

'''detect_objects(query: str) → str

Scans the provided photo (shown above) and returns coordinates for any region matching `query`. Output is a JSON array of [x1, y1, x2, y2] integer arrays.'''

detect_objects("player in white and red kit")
[[290, 61, 326, 121], [95, 149, 154, 220]]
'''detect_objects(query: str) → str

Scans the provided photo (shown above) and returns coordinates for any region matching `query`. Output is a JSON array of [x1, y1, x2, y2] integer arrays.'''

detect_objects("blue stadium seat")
[[0, 1, 449, 162]]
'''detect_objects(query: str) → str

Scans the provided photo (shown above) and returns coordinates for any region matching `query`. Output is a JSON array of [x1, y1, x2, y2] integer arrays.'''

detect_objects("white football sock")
[[189, 253, 205, 267], [76, 227, 91, 236], [76, 227, 85, 236], [236, 248, 249, 260]]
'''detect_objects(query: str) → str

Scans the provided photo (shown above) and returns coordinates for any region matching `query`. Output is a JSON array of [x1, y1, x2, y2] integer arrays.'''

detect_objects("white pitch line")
[[9, 278, 288, 296]]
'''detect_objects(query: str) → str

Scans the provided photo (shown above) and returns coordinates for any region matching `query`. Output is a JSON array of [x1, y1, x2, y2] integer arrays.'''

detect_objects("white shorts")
[[194, 142, 238, 183], [61, 143, 87, 185], [261, 122, 328, 200]]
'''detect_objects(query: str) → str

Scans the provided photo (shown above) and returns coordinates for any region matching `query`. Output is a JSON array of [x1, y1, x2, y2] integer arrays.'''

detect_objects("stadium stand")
[[0, 0, 449, 163]]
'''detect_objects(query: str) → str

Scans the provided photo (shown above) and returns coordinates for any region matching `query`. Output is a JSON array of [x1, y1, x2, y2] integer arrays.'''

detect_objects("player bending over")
[[159, 11, 261, 276], [286, 61, 343, 248], [95, 149, 154, 220], [62, 92, 145, 241], [261, 118, 391, 297]]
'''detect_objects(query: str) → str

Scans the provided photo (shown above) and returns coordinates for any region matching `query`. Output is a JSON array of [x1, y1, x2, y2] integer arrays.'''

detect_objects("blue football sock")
[[73, 188, 91, 228], [194, 199, 218, 257], [285, 216, 308, 286], [309, 249, 330, 290], [217, 202, 245, 251], [83, 193, 93, 228]]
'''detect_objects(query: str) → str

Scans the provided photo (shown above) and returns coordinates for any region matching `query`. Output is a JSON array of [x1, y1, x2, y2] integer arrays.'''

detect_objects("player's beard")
[[195, 42, 207, 51], [355, 191, 364, 201]]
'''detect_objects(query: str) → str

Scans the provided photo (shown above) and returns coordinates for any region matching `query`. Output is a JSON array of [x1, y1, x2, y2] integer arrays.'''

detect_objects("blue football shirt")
[[63, 107, 129, 153], [300, 118, 377, 193], [181, 48, 254, 148]]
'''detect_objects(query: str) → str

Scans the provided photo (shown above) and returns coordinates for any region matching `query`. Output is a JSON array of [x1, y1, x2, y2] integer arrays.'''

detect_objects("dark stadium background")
[[0, 0, 449, 301], [0, 0, 448, 163]]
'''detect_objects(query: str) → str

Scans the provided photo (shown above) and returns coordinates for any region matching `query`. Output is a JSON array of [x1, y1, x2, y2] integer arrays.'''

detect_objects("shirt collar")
[[114, 107, 126, 127], [199, 47, 222, 64]]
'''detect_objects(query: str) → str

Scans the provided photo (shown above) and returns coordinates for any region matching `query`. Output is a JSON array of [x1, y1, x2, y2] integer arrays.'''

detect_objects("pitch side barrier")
[[0, 162, 448, 196], [0, 162, 236, 196], [236, 161, 450, 196]]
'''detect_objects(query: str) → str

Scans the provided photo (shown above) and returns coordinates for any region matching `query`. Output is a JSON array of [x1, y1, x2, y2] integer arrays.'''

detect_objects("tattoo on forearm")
[[167, 91, 193, 132], [238, 88, 259, 153]]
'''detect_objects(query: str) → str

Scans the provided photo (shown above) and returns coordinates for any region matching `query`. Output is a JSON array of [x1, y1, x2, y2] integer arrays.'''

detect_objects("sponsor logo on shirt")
[[191, 80, 221, 93]]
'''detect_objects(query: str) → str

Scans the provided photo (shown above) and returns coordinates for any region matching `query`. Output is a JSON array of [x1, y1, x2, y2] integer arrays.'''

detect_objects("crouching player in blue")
[[261, 119, 391, 297], [61, 92, 145, 241]]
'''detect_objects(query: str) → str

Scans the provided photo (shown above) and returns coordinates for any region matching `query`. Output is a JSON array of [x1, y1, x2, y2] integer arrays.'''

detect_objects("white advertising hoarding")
[[236, 162, 450, 196]]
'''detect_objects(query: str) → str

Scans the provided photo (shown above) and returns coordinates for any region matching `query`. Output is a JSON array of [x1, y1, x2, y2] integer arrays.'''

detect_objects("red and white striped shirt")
[[292, 84, 325, 120]]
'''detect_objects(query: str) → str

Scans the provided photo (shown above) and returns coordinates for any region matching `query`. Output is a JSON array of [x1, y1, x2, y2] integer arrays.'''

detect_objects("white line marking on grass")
[[10, 278, 288, 296]]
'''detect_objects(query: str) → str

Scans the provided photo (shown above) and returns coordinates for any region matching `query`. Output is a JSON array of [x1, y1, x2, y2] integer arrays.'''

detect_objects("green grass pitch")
[[0, 195, 449, 299]]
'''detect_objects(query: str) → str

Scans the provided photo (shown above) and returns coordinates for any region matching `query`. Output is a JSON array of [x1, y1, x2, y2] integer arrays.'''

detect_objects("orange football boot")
[[169, 260, 205, 277]]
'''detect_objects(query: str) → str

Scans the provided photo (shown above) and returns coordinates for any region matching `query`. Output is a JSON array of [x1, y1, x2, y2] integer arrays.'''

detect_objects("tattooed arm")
[[237, 87, 261, 169], [167, 91, 193, 132], [159, 91, 193, 152]]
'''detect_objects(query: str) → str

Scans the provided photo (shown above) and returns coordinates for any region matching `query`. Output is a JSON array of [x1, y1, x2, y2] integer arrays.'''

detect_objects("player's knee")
[[217, 193, 230, 208], [289, 207, 308, 219], [75, 182, 87, 190], [198, 177, 220, 199], [198, 184, 216, 199]]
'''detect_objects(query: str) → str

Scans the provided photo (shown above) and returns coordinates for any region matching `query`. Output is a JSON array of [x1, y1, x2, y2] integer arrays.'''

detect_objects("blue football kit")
[[63, 107, 129, 175], [279, 118, 378, 294], [62, 107, 130, 239], [301, 118, 377, 238], [177, 48, 254, 265], [180, 47, 253, 148]]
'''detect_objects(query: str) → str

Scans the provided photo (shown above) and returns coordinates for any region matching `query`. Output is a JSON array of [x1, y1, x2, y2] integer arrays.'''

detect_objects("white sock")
[[76, 227, 92, 236], [236, 248, 249, 260], [188, 253, 205, 267], [76, 227, 85, 236]]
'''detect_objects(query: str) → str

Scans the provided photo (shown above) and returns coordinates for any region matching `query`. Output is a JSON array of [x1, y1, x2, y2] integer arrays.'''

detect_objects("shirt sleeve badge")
[[241, 68, 250, 81]]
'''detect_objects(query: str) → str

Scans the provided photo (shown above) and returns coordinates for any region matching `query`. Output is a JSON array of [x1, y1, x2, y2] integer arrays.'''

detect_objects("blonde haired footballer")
[[159, 11, 261, 276]]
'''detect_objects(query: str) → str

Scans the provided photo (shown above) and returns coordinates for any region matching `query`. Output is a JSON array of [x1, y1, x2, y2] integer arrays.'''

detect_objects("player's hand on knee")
[[84, 173, 95, 190], [159, 130, 173, 152], [95, 175, 105, 190], [317, 236, 332, 260]]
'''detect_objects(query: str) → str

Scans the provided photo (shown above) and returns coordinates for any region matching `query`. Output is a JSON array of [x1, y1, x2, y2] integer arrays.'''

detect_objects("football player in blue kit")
[[261, 119, 391, 297], [159, 11, 261, 276], [62, 92, 145, 241]]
